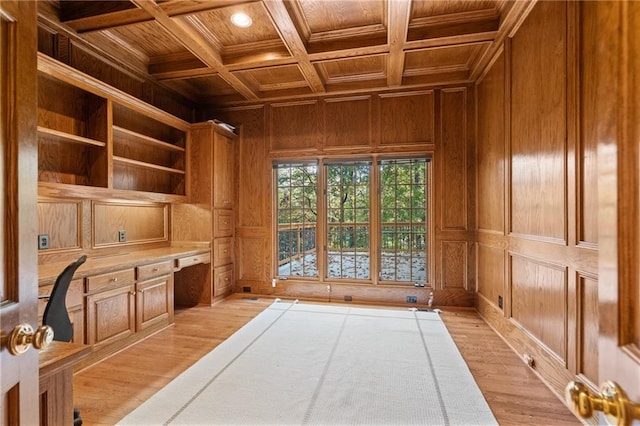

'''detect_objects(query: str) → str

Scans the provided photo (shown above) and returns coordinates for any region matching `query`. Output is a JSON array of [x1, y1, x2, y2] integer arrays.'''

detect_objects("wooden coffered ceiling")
[[39, 0, 532, 107]]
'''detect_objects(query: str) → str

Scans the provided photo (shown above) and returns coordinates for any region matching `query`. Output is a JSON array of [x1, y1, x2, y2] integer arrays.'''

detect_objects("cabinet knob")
[[152, 267, 159, 272], [111, 277, 118, 282]]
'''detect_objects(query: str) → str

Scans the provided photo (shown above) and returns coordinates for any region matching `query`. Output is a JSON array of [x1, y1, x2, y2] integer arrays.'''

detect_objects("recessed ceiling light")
[[231, 12, 252, 28]]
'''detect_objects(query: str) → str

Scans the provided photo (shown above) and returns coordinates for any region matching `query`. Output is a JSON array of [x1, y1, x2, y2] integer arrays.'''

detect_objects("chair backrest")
[[42, 255, 87, 342]]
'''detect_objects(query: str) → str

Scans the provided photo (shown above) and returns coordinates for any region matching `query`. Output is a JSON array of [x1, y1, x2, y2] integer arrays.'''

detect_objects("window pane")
[[276, 164, 318, 278], [326, 163, 370, 280], [379, 159, 428, 284]]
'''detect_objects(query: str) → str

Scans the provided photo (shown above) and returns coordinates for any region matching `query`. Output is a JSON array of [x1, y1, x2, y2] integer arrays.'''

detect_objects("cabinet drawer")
[[213, 209, 233, 237], [175, 252, 211, 269], [213, 238, 233, 267], [137, 260, 173, 281], [214, 264, 233, 297], [86, 268, 135, 293], [38, 278, 84, 317]]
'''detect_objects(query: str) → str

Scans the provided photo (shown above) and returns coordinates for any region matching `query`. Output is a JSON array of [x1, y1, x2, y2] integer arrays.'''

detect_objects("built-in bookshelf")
[[37, 53, 190, 201]]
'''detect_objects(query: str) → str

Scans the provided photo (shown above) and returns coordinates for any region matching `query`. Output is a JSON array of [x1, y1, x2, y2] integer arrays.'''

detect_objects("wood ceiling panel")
[[191, 2, 281, 47], [236, 65, 309, 92], [294, 0, 385, 34], [411, 0, 500, 18], [404, 44, 485, 75], [104, 20, 187, 58], [316, 55, 386, 85], [161, 74, 240, 100]]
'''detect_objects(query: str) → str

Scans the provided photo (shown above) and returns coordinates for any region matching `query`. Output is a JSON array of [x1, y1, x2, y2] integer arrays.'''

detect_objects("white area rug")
[[118, 301, 497, 426]]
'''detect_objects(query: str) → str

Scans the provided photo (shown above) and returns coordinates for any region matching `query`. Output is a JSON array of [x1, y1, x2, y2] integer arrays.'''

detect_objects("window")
[[275, 163, 318, 277], [275, 157, 429, 285], [326, 162, 371, 279], [379, 159, 427, 284]]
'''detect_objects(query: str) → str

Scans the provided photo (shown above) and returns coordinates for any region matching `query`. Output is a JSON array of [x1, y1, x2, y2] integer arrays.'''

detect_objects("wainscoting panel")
[[441, 241, 468, 290], [476, 50, 505, 234], [440, 88, 468, 231], [237, 235, 269, 282], [477, 242, 505, 310], [93, 202, 168, 247], [510, 254, 567, 361], [509, 0, 567, 241], [323, 96, 372, 150], [38, 199, 82, 251], [270, 100, 319, 152], [378, 90, 434, 146]]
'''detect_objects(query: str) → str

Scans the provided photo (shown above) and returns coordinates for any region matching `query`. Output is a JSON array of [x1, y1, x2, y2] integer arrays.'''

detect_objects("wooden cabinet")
[[85, 269, 136, 348], [173, 121, 236, 304], [85, 263, 174, 348], [136, 261, 174, 330], [213, 132, 235, 209], [37, 53, 189, 201]]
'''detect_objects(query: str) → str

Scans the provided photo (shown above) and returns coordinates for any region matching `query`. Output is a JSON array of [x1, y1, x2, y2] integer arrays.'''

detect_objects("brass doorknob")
[[6, 323, 54, 356], [566, 380, 640, 425]]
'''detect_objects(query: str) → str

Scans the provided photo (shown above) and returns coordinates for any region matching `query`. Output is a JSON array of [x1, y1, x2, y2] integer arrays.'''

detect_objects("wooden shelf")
[[113, 126, 185, 152], [38, 126, 107, 147], [113, 156, 186, 175]]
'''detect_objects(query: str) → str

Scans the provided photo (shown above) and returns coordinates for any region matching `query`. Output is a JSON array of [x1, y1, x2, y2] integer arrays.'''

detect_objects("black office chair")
[[42, 255, 87, 342], [42, 254, 87, 426]]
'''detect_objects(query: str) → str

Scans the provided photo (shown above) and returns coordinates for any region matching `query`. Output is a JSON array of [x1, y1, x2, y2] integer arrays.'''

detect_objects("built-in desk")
[[38, 245, 211, 370], [39, 341, 92, 425], [38, 246, 211, 286]]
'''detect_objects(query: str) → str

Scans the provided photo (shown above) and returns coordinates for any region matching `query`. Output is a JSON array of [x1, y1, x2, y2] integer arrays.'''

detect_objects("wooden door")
[[0, 1, 40, 424], [568, 1, 640, 423]]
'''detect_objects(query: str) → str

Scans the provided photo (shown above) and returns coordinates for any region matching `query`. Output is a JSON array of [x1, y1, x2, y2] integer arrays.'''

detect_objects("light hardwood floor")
[[73, 295, 581, 425]]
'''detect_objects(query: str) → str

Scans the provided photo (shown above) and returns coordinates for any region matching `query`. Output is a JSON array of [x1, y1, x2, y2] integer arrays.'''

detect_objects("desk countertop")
[[39, 341, 92, 378], [38, 245, 210, 286]]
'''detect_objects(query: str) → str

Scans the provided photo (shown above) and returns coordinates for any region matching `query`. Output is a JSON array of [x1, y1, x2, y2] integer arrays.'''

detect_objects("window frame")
[[273, 156, 432, 287]]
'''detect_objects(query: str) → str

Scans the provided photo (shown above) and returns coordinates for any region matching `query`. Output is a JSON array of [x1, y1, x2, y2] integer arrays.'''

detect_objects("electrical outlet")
[[498, 295, 503, 309], [38, 234, 49, 250], [272, 278, 277, 287], [406, 296, 417, 303], [118, 230, 126, 242]]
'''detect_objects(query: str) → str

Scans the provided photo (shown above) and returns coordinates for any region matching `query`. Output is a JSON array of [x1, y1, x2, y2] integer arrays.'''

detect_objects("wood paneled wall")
[[475, 0, 599, 401], [38, 198, 170, 265], [211, 85, 475, 306]]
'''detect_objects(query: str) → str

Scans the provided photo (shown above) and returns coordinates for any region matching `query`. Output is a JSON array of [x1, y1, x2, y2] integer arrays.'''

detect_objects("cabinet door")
[[213, 134, 234, 209], [86, 284, 135, 347], [136, 274, 173, 331]]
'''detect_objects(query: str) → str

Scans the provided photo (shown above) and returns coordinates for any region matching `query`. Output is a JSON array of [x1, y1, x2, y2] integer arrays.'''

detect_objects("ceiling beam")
[[387, 0, 412, 87], [131, 0, 258, 100], [262, 0, 325, 94]]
